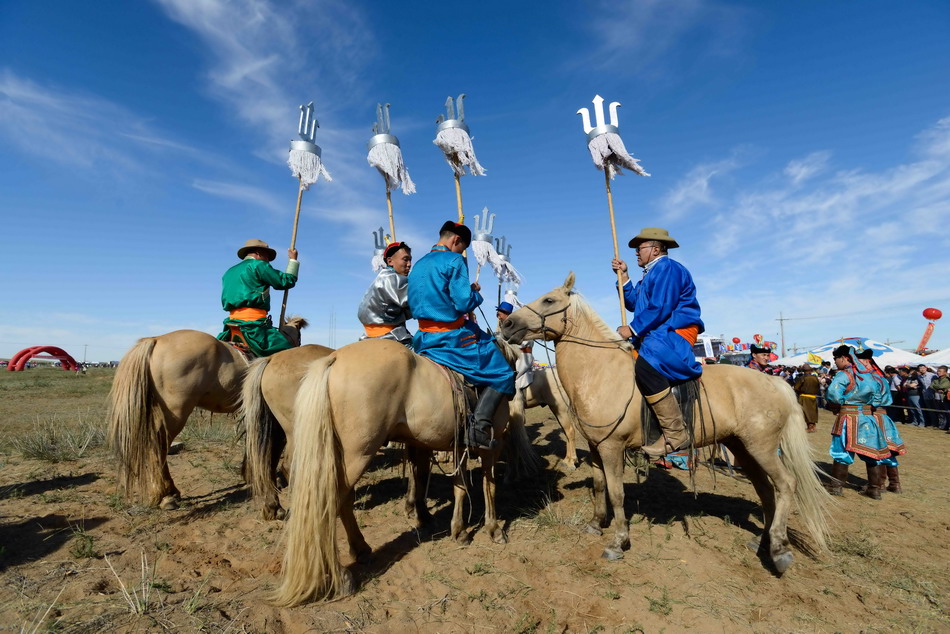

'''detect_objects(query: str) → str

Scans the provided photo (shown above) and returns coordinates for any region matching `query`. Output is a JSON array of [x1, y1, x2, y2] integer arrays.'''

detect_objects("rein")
[[523, 299, 637, 435]]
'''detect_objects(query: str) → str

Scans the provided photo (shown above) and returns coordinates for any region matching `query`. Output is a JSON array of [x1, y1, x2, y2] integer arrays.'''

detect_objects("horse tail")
[[271, 355, 344, 606], [107, 337, 161, 505], [241, 357, 278, 514], [777, 384, 832, 551]]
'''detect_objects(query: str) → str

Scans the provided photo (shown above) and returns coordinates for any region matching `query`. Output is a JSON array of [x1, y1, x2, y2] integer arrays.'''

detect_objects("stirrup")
[[466, 424, 496, 450]]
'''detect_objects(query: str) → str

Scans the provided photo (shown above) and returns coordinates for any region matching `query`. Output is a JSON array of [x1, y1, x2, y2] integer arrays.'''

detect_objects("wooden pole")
[[279, 177, 305, 326], [605, 168, 627, 326], [385, 188, 396, 241], [454, 173, 464, 223]]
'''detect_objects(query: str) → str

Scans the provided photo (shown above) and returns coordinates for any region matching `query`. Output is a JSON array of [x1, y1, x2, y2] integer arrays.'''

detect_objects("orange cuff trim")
[[229, 307, 268, 321]]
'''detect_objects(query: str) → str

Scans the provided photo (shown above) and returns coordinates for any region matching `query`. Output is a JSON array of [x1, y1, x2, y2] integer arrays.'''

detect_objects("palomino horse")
[[107, 321, 309, 509], [511, 363, 577, 469], [499, 274, 831, 574], [267, 339, 510, 606]]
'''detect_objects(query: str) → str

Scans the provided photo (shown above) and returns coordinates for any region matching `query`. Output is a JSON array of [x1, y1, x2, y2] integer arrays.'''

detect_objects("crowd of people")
[[749, 361, 950, 431]]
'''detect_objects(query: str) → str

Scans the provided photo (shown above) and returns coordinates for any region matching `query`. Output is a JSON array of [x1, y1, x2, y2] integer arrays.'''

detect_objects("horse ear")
[[562, 272, 575, 293]]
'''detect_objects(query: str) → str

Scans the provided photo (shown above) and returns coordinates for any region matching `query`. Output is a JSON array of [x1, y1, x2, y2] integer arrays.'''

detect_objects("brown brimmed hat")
[[237, 239, 277, 262], [628, 227, 680, 249]]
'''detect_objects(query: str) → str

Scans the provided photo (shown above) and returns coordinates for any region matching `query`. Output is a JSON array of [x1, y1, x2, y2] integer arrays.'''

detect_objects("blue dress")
[[826, 354, 906, 467], [621, 256, 704, 382], [407, 246, 515, 395]]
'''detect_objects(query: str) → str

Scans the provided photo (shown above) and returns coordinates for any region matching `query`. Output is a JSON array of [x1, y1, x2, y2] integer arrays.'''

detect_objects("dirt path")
[[0, 373, 947, 632]]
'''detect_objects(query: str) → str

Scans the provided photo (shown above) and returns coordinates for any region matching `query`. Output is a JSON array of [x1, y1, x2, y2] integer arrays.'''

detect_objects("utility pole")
[[83, 344, 88, 365], [776, 312, 787, 358]]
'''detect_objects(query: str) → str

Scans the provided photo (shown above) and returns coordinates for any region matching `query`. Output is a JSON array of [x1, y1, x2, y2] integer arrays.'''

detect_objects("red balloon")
[[923, 307, 942, 321], [732, 337, 741, 344]]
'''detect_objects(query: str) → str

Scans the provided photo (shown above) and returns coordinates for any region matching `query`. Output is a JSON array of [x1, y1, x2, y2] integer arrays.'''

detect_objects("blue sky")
[[2, 0, 949, 362]]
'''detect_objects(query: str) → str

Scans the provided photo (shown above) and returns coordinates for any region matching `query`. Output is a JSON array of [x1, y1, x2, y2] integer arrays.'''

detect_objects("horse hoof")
[[561, 460, 578, 472], [159, 496, 179, 511], [746, 538, 764, 553], [355, 550, 373, 566], [772, 551, 794, 575], [586, 524, 603, 536], [275, 507, 286, 521], [492, 531, 509, 545], [339, 568, 357, 597], [602, 547, 624, 561], [454, 532, 472, 546]]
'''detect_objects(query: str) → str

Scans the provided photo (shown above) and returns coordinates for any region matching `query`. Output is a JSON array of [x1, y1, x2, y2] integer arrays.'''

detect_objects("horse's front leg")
[[479, 448, 506, 544], [405, 446, 434, 529], [600, 441, 630, 560], [450, 453, 470, 544], [585, 444, 609, 535]]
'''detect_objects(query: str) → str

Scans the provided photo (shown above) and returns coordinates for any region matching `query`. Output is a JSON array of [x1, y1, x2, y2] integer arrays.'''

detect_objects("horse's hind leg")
[[155, 408, 186, 510], [450, 454, 470, 544], [726, 437, 794, 575], [340, 488, 372, 565], [479, 449, 507, 544], [406, 446, 434, 529], [585, 444, 610, 536]]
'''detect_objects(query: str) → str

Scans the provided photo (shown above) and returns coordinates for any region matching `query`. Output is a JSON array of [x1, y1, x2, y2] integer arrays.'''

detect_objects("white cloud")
[[661, 153, 743, 219], [784, 150, 831, 185], [677, 116, 950, 348], [0, 69, 198, 173], [192, 179, 285, 215], [579, 0, 752, 76]]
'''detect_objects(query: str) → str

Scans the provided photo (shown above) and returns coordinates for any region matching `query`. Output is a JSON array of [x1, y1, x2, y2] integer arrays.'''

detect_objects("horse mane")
[[568, 292, 634, 351]]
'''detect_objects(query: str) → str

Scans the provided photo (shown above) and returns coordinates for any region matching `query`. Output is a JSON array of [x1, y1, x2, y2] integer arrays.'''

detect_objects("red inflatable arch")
[[7, 346, 81, 372]]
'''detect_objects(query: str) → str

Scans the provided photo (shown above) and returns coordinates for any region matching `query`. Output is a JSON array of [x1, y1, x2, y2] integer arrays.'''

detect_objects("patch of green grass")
[[646, 587, 674, 616], [12, 417, 104, 462], [69, 526, 99, 559], [604, 589, 620, 600], [465, 562, 494, 576], [832, 531, 880, 560]]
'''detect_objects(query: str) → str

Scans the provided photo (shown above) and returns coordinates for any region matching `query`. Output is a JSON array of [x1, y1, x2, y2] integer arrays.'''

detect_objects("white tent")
[[920, 348, 950, 365], [772, 337, 927, 368]]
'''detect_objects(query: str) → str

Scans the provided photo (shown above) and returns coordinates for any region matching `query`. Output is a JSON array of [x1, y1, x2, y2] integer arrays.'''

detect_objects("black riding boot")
[[466, 388, 506, 450]]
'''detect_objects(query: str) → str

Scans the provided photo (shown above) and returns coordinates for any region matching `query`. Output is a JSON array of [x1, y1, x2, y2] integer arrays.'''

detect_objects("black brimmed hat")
[[750, 344, 771, 355], [440, 220, 472, 245]]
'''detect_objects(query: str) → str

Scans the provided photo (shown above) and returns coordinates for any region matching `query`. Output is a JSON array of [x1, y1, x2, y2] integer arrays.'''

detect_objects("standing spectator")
[[794, 365, 821, 432], [917, 364, 937, 427], [902, 368, 924, 427], [931, 366, 950, 430], [818, 361, 832, 376], [885, 366, 905, 423]]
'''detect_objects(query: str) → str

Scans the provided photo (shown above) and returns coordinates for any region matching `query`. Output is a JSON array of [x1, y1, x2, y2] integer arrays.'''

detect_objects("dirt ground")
[[0, 368, 947, 633]]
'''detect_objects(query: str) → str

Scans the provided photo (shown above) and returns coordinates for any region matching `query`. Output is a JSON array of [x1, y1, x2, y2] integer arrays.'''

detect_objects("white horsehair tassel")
[[433, 127, 486, 177], [587, 132, 649, 180], [371, 252, 386, 273], [367, 142, 416, 195], [288, 149, 332, 190], [503, 288, 524, 310]]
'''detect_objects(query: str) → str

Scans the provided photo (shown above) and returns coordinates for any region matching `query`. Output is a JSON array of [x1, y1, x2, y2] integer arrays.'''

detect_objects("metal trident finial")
[[298, 101, 319, 143], [372, 103, 392, 135], [436, 94, 467, 125], [473, 207, 495, 236], [372, 227, 387, 251], [495, 235, 511, 260], [577, 94, 621, 135]]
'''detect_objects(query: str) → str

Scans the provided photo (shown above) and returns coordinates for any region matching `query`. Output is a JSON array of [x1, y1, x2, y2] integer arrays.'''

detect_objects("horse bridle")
[[515, 296, 637, 433]]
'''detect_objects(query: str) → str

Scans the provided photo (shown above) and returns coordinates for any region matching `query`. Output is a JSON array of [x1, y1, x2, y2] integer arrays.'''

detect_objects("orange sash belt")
[[418, 317, 465, 333], [364, 323, 396, 337], [675, 324, 700, 345], [229, 307, 268, 321]]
